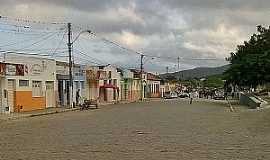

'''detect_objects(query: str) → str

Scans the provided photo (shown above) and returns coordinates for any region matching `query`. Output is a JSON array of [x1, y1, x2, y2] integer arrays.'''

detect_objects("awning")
[[56, 74, 69, 80], [100, 84, 119, 90]]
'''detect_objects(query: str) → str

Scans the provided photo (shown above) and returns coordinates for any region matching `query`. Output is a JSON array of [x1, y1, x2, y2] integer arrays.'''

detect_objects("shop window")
[[32, 81, 42, 97], [19, 80, 29, 87]]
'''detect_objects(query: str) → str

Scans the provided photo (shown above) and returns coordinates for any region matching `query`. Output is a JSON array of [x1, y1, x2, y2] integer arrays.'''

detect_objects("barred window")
[[19, 80, 29, 87]]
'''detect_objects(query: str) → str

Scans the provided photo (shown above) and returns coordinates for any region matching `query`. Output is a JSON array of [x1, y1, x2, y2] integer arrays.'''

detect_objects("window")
[[113, 79, 117, 86], [81, 81, 85, 89], [108, 71, 112, 79], [104, 80, 107, 85], [19, 80, 29, 87], [109, 80, 112, 85], [32, 81, 42, 97]]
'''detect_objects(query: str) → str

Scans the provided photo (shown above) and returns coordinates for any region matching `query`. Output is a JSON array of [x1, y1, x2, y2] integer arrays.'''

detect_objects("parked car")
[[213, 91, 225, 100], [178, 93, 189, 98], [171, 92, 178, 99], [213, 95, 225, 100], [164, 92, 178, 99]]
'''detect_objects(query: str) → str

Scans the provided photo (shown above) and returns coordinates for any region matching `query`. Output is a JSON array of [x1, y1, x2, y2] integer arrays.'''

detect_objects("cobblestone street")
[[1, 100, 270, 160]]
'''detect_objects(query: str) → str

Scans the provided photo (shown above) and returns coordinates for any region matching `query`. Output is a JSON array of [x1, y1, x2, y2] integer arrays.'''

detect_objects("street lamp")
[[67, 23, 93, 108]]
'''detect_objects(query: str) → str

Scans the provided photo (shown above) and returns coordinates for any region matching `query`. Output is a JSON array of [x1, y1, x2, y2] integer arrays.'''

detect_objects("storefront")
[[86, 65, 122, 103], [73, 64, 86, 105], [1, 53, 57, 113], [56, 61, 70, 107]]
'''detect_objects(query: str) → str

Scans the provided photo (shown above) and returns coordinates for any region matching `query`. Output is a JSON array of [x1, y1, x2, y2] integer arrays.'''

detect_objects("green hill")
[[160, 65, 230, 80]]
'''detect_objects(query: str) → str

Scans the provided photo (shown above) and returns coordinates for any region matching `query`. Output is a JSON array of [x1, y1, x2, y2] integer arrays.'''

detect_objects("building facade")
[[56, 61, 87, 107], [146, 73, 161, 98], [121, 69, 134, 101], [86, 65, 122, 104], [0, 53, 57, 113], [129, 69, 147, 101]]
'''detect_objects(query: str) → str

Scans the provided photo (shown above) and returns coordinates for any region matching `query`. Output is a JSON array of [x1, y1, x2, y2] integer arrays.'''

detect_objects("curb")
[[1, 98, 167, 121], [1, 108, 80, 121], [29, 108, 80, 117]]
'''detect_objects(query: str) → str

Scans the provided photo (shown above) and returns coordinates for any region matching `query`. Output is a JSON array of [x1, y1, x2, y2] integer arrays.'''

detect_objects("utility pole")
[[177, 57, 180, 70], [140, 54, 144, 101], [67, 23, 73, 108]]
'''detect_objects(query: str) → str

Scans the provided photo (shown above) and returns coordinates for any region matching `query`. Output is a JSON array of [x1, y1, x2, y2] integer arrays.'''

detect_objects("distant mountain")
[[160, 65, 230, 80]]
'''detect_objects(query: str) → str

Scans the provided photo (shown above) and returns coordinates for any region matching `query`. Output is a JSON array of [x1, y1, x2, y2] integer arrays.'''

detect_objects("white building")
[[0, 53, 57, 113], [56, 61, 87, 107]]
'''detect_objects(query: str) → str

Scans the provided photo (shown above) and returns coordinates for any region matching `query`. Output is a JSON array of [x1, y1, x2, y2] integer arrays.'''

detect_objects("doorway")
[[7, 79, 15, 112], [46, 81, 54, 108]]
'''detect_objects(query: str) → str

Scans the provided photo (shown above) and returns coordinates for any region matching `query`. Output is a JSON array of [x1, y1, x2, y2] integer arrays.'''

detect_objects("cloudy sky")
[[0, 0, 270, 73]]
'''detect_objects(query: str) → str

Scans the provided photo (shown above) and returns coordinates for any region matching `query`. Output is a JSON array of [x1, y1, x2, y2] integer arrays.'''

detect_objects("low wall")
[[239, 93, 261, 109]]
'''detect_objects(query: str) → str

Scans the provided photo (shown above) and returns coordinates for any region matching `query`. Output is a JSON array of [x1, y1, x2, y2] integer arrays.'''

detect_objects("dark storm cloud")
[[0, 0, 269, 72]]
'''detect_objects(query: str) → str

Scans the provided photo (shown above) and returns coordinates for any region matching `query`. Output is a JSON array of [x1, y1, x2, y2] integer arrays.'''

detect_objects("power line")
[[0, 31, 62, 48], [0, 49, 68, 56], [84, 32, 142, 56], [73, 54, 104, 66], [0, 15, 66, 25], [16, 31, 61, 51], [83, 31, 226, 62], [0, 50, 51, 57], [51, 29, 68, 57], [73, 49, 107, 66]]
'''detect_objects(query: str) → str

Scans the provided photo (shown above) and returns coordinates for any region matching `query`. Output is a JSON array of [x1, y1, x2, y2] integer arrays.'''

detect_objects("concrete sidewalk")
[[0, 98, 170, 122], [0, 107, 79, 121], [0, 100, 139, 122]]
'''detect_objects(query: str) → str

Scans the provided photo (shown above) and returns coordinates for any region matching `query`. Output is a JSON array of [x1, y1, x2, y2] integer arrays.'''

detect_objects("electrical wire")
[[75, 40, 108, 65], [0, 15, 66, 25], [0, 31, 59, 48], [83, 31, 226, 62], [15, 31, 61, 51], [51, 29, 68, 57], [73, 49, 106, 66]]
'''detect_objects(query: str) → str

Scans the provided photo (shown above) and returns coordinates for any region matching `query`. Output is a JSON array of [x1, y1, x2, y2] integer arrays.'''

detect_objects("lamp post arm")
[[72, 30, 93, 44]]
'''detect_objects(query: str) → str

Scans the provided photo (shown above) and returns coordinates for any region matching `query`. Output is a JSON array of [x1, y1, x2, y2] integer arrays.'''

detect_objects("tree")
[[225, 25, 270, 89], [203, 75, 225, 89]]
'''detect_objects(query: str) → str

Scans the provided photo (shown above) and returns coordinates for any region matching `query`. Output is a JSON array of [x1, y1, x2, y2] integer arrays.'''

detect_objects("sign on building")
[[0, 63, 5, 76], [30, 64, 43, 75], [6, 65, 17, 76], [86, 70, 97, 80]]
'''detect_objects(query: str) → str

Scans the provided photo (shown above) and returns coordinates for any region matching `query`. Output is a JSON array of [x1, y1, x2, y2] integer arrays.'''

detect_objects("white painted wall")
[[0, 53, 57, 112]]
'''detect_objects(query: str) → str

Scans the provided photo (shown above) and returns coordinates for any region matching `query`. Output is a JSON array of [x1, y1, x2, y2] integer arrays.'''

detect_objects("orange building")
[[0, 53, 56, 113]]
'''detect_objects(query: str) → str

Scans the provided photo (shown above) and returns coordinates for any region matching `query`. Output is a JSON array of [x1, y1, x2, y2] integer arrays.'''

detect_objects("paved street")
[[1, 99, 270, 160]]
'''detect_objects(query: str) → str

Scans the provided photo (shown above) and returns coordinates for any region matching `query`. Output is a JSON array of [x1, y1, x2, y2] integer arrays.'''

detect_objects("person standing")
[[76, 89, 81, 106], [189, 91, 194, 104]]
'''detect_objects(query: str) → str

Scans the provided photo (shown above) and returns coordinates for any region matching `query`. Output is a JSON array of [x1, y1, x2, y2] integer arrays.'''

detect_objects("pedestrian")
[[189, 91, 194, 104], [76, 89, 80, 106]]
